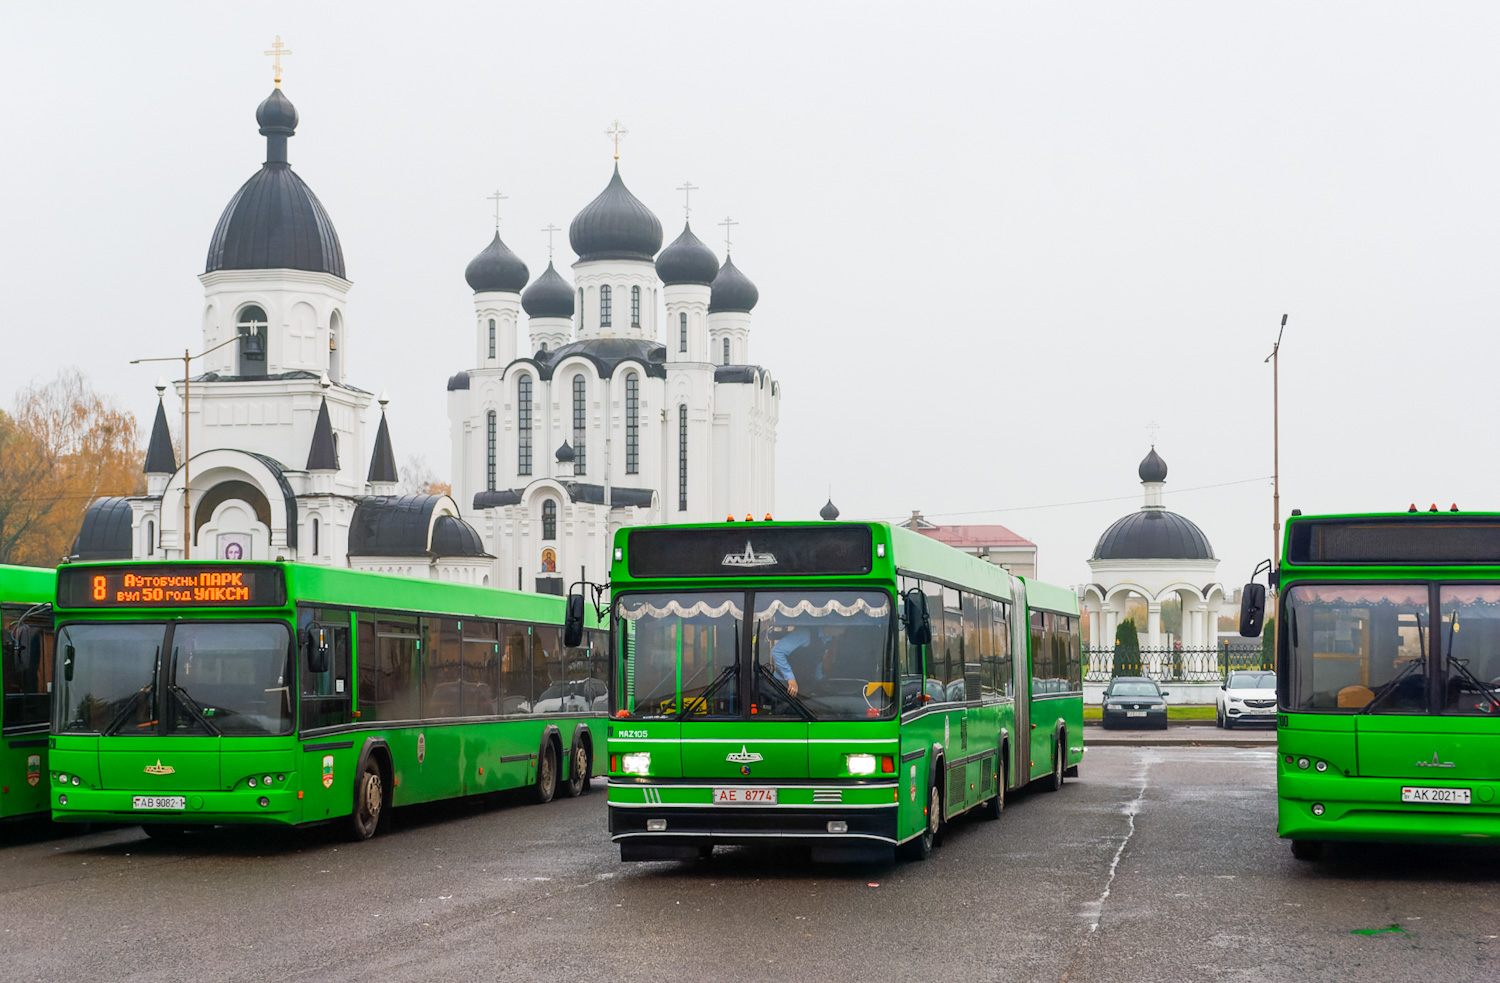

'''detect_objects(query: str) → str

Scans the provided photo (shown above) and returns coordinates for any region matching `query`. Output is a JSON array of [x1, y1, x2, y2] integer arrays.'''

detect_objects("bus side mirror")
[[1239, 583, 1266, 637], [904, 592, 931, 646], [305, 627, 330, 674], [63, 644, 76, 682], [564, 594, 586, 648]]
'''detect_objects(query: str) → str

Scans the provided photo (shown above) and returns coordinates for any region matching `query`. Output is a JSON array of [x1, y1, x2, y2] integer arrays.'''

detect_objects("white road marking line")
[[1081, 757, 1150, 933]]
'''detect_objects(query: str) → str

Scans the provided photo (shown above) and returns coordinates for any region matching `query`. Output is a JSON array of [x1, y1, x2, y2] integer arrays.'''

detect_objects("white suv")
[[1216, 670, 1276, 728]]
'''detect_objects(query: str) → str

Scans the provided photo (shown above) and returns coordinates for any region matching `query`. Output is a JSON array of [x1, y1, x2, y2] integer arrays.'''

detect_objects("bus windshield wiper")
[[1360, 656, 1424, 714], [168, 685, 221, 736], [676, 665, 736, 719], [1444, 613, 1500, 711], [102, 688, 149, 736], [755, 662, 815, 720]]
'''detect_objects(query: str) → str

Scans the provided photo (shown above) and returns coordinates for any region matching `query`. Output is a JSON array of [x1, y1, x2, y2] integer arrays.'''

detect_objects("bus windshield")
[[56, 621, 293, 736], [614, 589, 895, 721], [1283, 584, 1428, 712]]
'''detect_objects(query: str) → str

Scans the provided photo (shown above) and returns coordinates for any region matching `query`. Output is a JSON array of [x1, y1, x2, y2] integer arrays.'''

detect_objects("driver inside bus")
[[771, 627, 846, 696]]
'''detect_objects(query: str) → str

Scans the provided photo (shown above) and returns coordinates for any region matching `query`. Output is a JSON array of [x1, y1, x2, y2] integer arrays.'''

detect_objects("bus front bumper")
[[1279, 774, 1500, 845], [607, 780, 900, 846], [50, 787, 302, 826]]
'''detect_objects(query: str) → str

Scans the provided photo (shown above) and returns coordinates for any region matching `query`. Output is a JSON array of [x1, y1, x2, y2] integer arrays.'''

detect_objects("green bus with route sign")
[[48, 561, 605, 839], [586, 520, 1083, 862], [1238, 510, 1500, 859], [2, 564, 56, 821]]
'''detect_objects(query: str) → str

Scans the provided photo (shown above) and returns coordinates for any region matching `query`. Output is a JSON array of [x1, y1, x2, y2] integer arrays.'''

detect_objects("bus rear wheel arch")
[[349, 752, 389, 841]]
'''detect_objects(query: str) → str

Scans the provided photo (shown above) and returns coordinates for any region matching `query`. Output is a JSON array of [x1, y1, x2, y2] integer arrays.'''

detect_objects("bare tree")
[[397, 454, 450, 497]]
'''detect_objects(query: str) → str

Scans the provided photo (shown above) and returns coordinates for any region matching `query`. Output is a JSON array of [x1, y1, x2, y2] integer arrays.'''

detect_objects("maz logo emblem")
[[722, 541, 777, 568], [143, 760, 176, 775], [1415, 752, 1456, 769], [726, 745, 764, 764]]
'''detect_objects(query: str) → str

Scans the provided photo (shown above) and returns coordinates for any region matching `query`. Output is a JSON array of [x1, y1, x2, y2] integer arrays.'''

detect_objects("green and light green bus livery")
[[599, 521, 1082, 861], [1240, 510, 1500, 859], [2, 565, 55, 820], [49, 561, 605, 839]]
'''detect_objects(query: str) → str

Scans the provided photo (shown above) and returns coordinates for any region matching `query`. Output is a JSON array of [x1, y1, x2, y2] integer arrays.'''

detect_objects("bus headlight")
[[846, 753, 877, 776], [621, 752, 651, 776]]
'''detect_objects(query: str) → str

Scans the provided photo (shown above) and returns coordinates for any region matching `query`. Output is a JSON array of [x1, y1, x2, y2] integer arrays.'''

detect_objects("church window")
[[723, 337, 731, 365], [517, 376, 533, 476], [577, 289, 584, 330], [599, 285, 612, 328], [486, 410, 497, 491], [539, 342, 547, 352], [542, 499, 557, 540], [237, 305, 268, 376], [625, 373, 639, 474], [488, 318, 496, 358], [312, 517, 320, 557], [144, 518, 155, 556], [678, 404, 688, 512], [572, 375, 587, 474], [631, 286, 641, 327], [679, 312, 687, 352]]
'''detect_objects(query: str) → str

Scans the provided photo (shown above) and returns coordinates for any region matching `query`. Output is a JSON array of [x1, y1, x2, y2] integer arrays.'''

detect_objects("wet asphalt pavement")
[[3, 744, 1497, 983]]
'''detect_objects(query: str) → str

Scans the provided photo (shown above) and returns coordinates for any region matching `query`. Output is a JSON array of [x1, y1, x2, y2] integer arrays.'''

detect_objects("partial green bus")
[[1238, 510, 1500, 859], [590, 521, 1082, 862], [49, 561, 605, 839], [2, 565, 55, 820]]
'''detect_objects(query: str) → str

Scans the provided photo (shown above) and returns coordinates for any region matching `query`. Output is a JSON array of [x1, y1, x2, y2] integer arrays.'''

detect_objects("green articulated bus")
[[1238, 510, 1500, 859], [48, 561, 606, 839], [593, 521, 1082, 862], [2, 565, 56, 820]]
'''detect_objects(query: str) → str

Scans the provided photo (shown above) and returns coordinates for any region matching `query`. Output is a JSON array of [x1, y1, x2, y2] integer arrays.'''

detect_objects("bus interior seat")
[[1336, 685, 1373, 708]]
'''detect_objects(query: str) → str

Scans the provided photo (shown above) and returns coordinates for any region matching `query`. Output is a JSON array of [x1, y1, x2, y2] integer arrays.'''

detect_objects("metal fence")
[[1084, 645, 1269, 683]]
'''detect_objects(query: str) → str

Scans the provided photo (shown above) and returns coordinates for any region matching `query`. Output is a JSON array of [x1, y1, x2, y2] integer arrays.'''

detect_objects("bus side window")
[[299, 607, 351, 730], [924, 581, 946, 704], [356, 613, 377, 719]]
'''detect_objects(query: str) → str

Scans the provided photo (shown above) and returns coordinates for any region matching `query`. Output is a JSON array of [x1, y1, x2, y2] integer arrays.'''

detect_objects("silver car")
[[1216, 669, 1277, 728]]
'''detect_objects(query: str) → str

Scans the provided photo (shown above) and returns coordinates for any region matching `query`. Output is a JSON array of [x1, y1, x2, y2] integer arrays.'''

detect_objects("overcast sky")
[[6, 2, 1499, 597]]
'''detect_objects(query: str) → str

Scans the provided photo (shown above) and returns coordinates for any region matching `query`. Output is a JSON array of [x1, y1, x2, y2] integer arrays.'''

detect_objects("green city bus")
[[589, 521, 1082, 862], [49, 561, 606, 839], [2, 565, 55, 821], [1238, 510, 1500, 859]]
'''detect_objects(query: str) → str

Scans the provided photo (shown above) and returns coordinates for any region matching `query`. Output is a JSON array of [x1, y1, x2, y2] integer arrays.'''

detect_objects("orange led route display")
[[58, 566, 285, 609]]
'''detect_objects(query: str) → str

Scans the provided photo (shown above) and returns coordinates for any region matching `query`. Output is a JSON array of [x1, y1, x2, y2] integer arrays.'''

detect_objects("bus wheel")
[[349, 758, 385, 841], [534, 741, 559, 804], [1290, 839, 1325, 862], [562, 742, 589, 798], [1047, 738, 1065, 792], [979, 760, 1005, 821], [141, 824, 190, 840], [899, 783, 941, 861]]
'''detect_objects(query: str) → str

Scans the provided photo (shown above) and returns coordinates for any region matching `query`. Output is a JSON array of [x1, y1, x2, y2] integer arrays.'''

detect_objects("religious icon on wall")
[[542, 548, 557, 573], [218, 533, 251, 560]]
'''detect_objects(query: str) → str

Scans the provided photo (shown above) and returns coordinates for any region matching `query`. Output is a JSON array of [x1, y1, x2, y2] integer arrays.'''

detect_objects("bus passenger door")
[[298, 610, 352, 823], [1009, 580, 1030, 786]]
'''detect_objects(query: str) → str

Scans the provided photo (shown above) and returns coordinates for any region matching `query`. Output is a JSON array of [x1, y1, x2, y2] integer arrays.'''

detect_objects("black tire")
[[349, 757, 385, 841], [1215, 707, 1224, 728], [141, 824, 190, 840], [562, 741, 589, 798], [1046, 737, 1065, 792], [1290, 839, 1325, 861], [979, 757, 1005, 821], [1224, 714, 1235, 730], [534, 741, 559, 804], [899, 783, 941, 861]]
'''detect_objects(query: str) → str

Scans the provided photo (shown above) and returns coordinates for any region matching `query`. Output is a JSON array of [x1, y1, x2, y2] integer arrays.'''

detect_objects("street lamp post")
[[1264, 314, 1287, 576], [131, 331, 251, 559]]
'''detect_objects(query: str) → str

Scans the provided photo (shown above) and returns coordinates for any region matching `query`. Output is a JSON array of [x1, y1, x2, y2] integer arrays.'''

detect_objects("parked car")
[[1101, 676, 1169, 729], [1216, 669, 1277, 728]]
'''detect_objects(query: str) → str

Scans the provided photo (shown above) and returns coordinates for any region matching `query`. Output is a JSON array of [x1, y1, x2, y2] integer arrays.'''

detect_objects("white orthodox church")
[[72, 71, 780, 591], [445, 164, 780, 594]]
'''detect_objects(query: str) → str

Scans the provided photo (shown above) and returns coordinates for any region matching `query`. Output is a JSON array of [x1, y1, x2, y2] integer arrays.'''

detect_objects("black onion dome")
[[522, 261, 575, 317], [256, 88, 298, 134], [656, 222, 720, 285], [1092, 510, 1215, 561], [555, 440, 576, 463], [569, 165, 662, 262], [709, 256, 759, 313], [820, 499, 840, 521], [1139, 447, 1168, 482], [465, 231, 530, 293]]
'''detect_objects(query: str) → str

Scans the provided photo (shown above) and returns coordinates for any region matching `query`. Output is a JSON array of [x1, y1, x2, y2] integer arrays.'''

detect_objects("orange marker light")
[[727, 514, 735, 522], [1452, 503, 1460, 512], [297, 790, 304, 799], [746, 513, 753, 521], [1430, 503, 1439, 512], [764, 514, 772, 521]]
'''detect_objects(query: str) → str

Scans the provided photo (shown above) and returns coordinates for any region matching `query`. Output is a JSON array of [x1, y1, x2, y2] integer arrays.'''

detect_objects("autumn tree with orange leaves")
[[0, 369, 143, 567]]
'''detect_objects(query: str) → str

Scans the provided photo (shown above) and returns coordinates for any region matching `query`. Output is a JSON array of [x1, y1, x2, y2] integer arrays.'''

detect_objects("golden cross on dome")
[[605, 120, 628, 160], [676, 181, 699, 220], [487, 190, 507, 230], [718, 215, 738, 254], [541, 223, 561, 261], [264, 36, 292, 88]]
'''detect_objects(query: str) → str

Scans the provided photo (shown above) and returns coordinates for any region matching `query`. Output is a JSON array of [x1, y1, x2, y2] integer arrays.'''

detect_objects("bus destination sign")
[[58, 566, 286, 609]]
